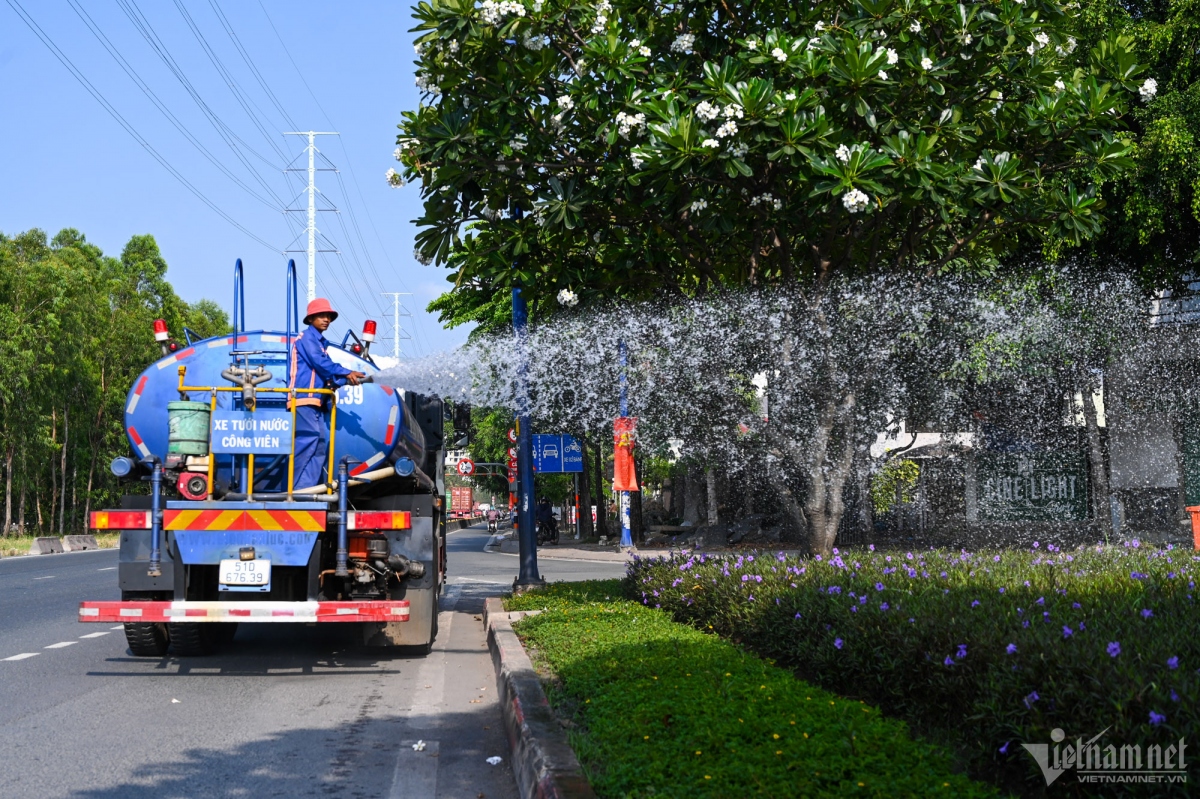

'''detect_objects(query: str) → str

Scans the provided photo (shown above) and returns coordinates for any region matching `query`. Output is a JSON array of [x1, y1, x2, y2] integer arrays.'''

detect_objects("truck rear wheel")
[[121, 591, 169, 657], [168, 622, 234, 656]]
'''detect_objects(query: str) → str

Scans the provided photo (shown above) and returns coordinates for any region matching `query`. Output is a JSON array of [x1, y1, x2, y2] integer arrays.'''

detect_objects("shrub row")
[[507, 580, 995, 798], [626, 543, 1200, 793]]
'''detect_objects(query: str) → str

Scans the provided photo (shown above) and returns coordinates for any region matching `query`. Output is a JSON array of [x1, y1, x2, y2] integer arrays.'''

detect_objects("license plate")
[[219, 558, 271, 587]]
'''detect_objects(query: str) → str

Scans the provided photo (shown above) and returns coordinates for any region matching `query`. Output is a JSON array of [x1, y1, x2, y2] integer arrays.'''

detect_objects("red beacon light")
[[153, 319, 169, 342], [362, 320, 377, 343]]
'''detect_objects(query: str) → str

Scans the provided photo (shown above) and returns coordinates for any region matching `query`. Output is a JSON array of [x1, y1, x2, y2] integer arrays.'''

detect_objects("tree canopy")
[[400, 0, 1149, 329]]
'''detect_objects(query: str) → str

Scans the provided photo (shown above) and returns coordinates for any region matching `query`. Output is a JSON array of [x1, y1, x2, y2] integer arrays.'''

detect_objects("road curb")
[[484, 596, 596, 799]]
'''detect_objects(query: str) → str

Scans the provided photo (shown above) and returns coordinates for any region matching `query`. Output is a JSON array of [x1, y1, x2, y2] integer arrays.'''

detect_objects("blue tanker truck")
[[79, 261, 447, 656]]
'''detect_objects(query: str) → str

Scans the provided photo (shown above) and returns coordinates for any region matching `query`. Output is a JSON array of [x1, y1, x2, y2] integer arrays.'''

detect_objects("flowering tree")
[[398, 0, 1146, 319]]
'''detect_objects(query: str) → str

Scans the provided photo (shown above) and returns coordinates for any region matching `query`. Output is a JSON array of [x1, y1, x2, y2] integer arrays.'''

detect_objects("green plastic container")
[[167, 401, 211, 456]]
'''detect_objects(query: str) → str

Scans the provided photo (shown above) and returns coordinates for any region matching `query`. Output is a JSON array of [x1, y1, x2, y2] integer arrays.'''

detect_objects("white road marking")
[[110, 625, 124, 630], [45, 641, 77, 649], [32, 576, 55, 580], [79, 632, 110, 639], [3, 653, 39, 661], [97, 567, 117, 571]]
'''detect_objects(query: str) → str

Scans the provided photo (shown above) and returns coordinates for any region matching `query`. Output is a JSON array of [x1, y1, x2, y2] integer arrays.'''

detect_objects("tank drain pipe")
[[148, 459, 163, 577], [335, 458, 350, 577]]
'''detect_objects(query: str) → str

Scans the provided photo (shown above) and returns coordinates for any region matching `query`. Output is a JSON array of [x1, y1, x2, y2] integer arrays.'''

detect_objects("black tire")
[[124, 622, 169, 657], [170, 623, 214, 656]]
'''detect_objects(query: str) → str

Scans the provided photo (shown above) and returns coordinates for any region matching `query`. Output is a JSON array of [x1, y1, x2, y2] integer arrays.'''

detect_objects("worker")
[[290, 298, 365, 489]]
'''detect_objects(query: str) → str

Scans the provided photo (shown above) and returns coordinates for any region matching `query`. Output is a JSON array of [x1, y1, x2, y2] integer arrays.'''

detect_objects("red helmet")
[[303, 297, 339, 325]]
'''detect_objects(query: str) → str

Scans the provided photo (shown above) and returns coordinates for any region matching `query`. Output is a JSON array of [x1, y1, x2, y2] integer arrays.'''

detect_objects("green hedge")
[[627, 543, 1200, 794], [507, 580, 995, 798]]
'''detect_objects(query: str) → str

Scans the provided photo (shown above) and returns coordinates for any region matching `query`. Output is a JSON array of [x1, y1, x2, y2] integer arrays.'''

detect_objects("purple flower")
[[1032, 541, 1039, 549], [906, 552, 914, 560], [859, 596, 867, 605], [741, 574, 749, 582], [1024, 691, 1039, 708], [999, 741, 1010, 754], [1079, 621, 1086, 631], [1171, 689, 1180, 702], [908, 617, 915, 623], [1107, 641, 1121, 657], [1072, 602, 1081, 609], [880, 602, 889, 611], [1006, 643, 1018, 654], [875, 582, 884, 591], [998, 587, 1006, 594], [993, 555, 1001, 562], [1063, 626, 1073, 638], [1023, 620, 1030, 628], [794, 612, 802, 619], [834, 638, 844, 649], [944, 656, 955, 666], [850, 605, 858, 613], [1149, 711, 1166, 726], [956, 644, 968, 659], [971, 600, 980, 608], [886, 556, 892, 562], [748, 595, 754, 601], [1141, 608, 1153, 619], [940, 571, 948, 579], [1035, 597, 1045, 606], [1168, 656, 1179, 670]]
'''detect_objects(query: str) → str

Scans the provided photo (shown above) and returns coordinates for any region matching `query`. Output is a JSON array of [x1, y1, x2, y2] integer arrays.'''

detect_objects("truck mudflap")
[[79, 600, 409, 623]]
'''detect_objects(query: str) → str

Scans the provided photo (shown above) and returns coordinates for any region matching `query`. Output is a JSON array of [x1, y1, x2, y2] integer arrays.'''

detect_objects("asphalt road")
[[0, 524, 627, 799]]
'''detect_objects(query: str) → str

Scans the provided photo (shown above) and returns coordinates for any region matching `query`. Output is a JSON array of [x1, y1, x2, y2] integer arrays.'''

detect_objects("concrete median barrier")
[[63, 534, 99, 552], [29, 537, 64, 555]]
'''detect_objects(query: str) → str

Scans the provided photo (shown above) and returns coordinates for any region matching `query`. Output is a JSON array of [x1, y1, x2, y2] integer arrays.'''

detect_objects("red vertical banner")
[[613, 417, 639, 492]]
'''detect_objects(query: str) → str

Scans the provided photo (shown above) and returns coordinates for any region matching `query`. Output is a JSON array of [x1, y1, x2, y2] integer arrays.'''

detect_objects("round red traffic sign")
[[456, 458, 476, 476], [507, 428, 517, 443]]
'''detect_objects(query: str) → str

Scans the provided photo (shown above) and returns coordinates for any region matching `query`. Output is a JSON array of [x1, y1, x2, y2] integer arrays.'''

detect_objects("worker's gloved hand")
[[346, 370, 366, 386]]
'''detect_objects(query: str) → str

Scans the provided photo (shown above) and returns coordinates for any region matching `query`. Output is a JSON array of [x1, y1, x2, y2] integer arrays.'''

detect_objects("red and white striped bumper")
[[79, 600, 409, 623]]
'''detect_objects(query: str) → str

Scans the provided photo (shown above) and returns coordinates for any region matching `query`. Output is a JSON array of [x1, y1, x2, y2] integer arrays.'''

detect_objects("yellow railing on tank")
[[177, 365, 339, 501]]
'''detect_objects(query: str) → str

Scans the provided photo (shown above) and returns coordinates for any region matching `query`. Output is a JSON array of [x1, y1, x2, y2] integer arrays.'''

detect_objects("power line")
[[4, 0, 279, 253]]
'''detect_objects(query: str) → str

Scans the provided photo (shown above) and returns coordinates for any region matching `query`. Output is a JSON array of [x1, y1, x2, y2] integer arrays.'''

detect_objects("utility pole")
[[380, 292, 413, 360], [284, 131, 339, 301], [511, 205, 544, 591]]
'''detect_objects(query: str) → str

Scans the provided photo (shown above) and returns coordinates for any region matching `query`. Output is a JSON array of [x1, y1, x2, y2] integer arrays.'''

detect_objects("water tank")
[[123, 330, 424, 493]]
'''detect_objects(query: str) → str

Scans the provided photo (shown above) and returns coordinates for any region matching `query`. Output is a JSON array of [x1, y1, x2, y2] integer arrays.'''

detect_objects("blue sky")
[[0, 0, 466, 357]]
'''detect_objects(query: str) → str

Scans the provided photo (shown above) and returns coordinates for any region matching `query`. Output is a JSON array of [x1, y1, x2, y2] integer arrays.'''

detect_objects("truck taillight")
[[347, 511, 411, 531], [91, 511, 152, 530], [362, 320, 377, 343], [153, 319, 169, 342]]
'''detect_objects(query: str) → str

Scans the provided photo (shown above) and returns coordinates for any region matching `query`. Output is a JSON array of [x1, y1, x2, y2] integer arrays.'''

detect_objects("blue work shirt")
[[289, 325, 351, 408]]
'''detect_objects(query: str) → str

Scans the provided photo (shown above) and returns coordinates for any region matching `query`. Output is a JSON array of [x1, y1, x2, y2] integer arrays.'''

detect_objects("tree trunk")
[[578, 436, 594, 538], [59, 405, 69, 535], [683, 463, 703, 525], [18, 449, 27, 534], [705, 466, 719, 526], [593, 442, 608, 536], [36, 493, 43, 530], [49, 407, 58, 534], [799, 393, 859, 557], [3, 445, 12, 536], [84, 449, 97, 529], [1081, 379, 1111, 534]]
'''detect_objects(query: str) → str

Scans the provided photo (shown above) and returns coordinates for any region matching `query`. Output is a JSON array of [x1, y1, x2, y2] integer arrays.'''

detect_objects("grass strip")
[[508, 579, 996, 798]]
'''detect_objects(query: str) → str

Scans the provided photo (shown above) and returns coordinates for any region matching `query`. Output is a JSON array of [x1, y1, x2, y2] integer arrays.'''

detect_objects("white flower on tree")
[[479, 0, 526, 26], [1054, 79, 1066, 91], [910, 21, 921, 33], [385, 168, 404, 188], [784, 91, 797, 101], [727, 141, 749, 159], [920, 56, 933, 70], [689, 199, 708, 213], [639, 46, 651, 57], [522, 31, 549, 50], [815, 21, 826, 32], [701, 138, 720, 149], [1027, 43, 1037, 55], [886, 48, 899, 65], [591, 15, 608, 34], [393, 147, 404, 161], [510, 134, 528, 150], [629, 39, 641, 49], [842, 188, 870, 213], [414, 247, 432, 266], [973, 157, 986, 171], [447, 40, 460, 54], [746, 39, 759, 51], [556, 95, 575, 111], [723, 104, 744, 119], [835, 144, 852, 163], [961, 33, 973, 45], [879, 71, 889, 80], [630, 151, 646, 169], [415, 74, 439, 94], [556, 288, 579, 307], [615, 111, 647, 139], [1035, 32, 1050, 47], [715, 120, 738, 138], [771, 47, 787, 62], [1139, 78, 1158, 100], [696, 101, 720, 121], [671, 33, 695, 54]]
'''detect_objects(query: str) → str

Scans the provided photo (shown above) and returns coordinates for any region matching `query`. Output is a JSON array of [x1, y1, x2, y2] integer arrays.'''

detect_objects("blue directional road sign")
[[533, 434, 584, 473]]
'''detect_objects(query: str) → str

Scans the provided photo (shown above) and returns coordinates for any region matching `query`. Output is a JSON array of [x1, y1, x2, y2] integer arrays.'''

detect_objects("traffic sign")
[[456, 458, 476, 476], [507, 446, 517, 459], [532, 435, 584, 473], [507, 428, 517, 443]]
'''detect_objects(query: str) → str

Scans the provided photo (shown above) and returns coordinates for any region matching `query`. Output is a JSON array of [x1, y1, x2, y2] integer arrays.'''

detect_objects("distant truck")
[[80, 261, 446, 656], [450, 486, 474, 518]]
